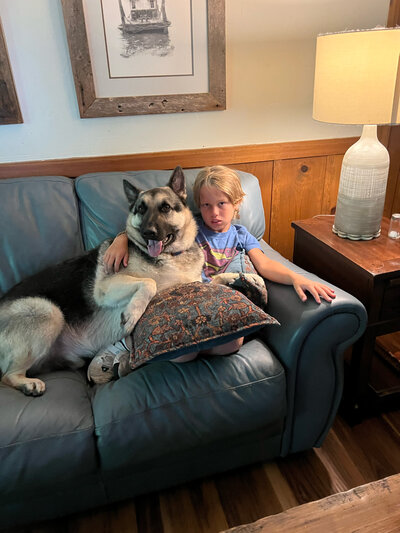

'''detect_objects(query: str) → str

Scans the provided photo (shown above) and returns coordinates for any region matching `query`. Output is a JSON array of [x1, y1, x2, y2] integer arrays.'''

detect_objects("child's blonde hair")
[[193, 166, 245, 217]]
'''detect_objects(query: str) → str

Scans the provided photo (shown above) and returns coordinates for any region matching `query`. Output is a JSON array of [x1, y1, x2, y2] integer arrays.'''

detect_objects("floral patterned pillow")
[[130, 281, 279, 370]]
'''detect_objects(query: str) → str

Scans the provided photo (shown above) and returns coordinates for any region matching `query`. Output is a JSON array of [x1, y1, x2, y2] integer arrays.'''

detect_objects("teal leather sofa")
[[0, 169, 367, 529]]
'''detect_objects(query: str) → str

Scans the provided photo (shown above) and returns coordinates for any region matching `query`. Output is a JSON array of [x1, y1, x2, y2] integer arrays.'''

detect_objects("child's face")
[[199, 185, 238, 233]]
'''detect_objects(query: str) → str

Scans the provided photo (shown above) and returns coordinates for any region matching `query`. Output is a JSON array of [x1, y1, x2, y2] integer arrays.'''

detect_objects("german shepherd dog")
[[0, 167, 204, 396]]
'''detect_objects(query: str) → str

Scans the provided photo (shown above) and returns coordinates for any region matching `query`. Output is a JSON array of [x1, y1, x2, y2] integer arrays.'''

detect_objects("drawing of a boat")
[[119, 0, 171, 34]]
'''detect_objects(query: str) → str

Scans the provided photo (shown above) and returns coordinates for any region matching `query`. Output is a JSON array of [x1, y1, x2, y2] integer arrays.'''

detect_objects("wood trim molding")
[[0, 137, 358, 179], [0, 18, 23, 125]]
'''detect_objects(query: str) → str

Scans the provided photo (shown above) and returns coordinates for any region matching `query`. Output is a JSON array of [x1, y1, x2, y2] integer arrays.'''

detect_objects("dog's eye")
[[101, 366, 110, 372], [160, 203, 171, 213], [136, 203, 146, 215]]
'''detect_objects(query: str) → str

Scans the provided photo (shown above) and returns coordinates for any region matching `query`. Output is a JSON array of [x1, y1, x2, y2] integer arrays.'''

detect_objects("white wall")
[[0, 0, 390, 163]]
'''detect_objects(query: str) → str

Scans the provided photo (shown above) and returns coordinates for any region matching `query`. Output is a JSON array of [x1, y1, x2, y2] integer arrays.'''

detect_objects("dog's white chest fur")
[[124, 252, 203, 292]]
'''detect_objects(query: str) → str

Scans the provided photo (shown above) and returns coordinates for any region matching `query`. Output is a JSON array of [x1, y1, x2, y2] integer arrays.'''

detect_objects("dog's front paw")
[[120, 311, 128, 327], [212, 273, 241, 286], [230, 273, 268, 309], [121, 279, 157, 332], [121, 309, 145, 332], [120, 310, 141, 330]]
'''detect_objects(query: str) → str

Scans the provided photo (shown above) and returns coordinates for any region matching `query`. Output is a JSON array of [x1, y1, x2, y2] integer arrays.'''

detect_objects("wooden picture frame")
[[0, 19, 22, 125], [61, 0, 226, 118]]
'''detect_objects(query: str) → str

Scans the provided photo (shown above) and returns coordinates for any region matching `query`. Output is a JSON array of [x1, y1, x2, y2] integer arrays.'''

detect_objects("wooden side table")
[[291, 215, 400, 422]]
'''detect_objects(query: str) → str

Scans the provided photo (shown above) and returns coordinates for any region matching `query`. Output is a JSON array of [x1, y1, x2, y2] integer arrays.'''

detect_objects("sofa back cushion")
[[0, 177, 84, 296], [75, 169, 265, 250]]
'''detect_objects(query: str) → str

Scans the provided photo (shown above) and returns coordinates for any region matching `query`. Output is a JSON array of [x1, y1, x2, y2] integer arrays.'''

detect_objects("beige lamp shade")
[[313, 28, 400, 125]]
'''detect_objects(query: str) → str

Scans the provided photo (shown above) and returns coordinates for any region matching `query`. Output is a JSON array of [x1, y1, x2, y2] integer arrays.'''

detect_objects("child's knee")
[[205, 337, 243, 356], [171, 352, 199, 363]]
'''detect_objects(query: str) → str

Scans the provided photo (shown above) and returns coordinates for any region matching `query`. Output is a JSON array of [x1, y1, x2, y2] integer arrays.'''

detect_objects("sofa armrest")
[[259, 241, 367, 455]]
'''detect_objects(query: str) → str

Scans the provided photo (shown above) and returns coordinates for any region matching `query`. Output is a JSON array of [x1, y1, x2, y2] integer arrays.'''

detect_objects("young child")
[[92, 166, 335, 379]]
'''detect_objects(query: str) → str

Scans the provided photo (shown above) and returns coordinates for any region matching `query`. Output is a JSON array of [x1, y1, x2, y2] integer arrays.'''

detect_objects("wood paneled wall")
[[1, 137, 399, 259], [1, 135, 399, 259], [3, 135, 399, 260]]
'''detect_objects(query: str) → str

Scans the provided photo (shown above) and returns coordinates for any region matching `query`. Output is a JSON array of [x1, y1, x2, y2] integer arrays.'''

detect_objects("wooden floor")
[[5, 409, 400, 533]]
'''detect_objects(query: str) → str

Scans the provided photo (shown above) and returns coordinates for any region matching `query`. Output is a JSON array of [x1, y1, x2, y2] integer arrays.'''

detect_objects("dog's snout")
[[142, 228, 158, 240]]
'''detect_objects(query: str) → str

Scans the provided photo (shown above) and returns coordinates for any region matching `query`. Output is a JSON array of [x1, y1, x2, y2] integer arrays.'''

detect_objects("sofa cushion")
[[92, 338, 286, 476], [131, 281, 279, 369], [75, 169, 266, 250], [0, 370, 101, 505], [0, 177, 84, 296]]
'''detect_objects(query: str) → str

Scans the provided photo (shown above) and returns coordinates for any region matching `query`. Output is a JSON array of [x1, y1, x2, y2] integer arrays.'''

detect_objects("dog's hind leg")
[[0, 297, 64, 396], [47, 278, 157, 368]]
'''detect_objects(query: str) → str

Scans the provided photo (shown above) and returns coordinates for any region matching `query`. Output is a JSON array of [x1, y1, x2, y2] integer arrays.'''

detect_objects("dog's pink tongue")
[[147, 240, 163, 257]]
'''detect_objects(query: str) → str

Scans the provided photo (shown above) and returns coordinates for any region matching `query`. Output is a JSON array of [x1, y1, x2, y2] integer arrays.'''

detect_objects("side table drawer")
[[380, 278, 400, 320]]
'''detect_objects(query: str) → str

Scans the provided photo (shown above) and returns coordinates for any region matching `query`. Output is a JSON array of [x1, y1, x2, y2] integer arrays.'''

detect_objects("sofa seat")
[[92, 338, 286, 499], [0, 370, 107, 525]]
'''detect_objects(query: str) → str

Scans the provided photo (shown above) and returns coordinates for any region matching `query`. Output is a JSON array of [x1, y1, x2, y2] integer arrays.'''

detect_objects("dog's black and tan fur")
[[0, 167, 204, 396]]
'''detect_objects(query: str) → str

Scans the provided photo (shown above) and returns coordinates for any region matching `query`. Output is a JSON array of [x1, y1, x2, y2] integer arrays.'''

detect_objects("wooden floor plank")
[[134, 492, 164, 533], [107, 502, 138, 533], [159, 480, 228, 533], [276, 450, 336, 505], [215, 464, 282, 528], [262, 462, 298, 511], [383, 410, 400, 439], [313, 422, 366, 491]]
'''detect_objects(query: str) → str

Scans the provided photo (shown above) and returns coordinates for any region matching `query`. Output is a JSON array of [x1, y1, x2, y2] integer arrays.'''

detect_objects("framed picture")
[[61, 0, 226, 118], [0, 18, 22, 125]]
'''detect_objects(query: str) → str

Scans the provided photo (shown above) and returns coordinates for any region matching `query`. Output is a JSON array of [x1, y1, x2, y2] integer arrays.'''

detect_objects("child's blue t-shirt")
[[195, 218, 261, 282]]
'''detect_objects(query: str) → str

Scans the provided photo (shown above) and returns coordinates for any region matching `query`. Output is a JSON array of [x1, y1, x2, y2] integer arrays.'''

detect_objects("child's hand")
[[103, 233, 129, 274], [292, 274, 336, 304]]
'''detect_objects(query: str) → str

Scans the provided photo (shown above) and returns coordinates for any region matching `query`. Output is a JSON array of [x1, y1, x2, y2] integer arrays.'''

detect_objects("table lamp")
[[313, 27, 400, 240]]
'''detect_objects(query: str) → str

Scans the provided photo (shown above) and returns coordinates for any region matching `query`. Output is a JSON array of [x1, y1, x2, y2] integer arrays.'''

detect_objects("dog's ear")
[[168, 166, 187, 200], [123, 180, 141, 208]]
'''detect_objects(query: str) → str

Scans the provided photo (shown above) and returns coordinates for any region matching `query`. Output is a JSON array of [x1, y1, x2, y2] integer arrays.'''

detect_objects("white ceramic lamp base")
[[333, 125, 390, 240]]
